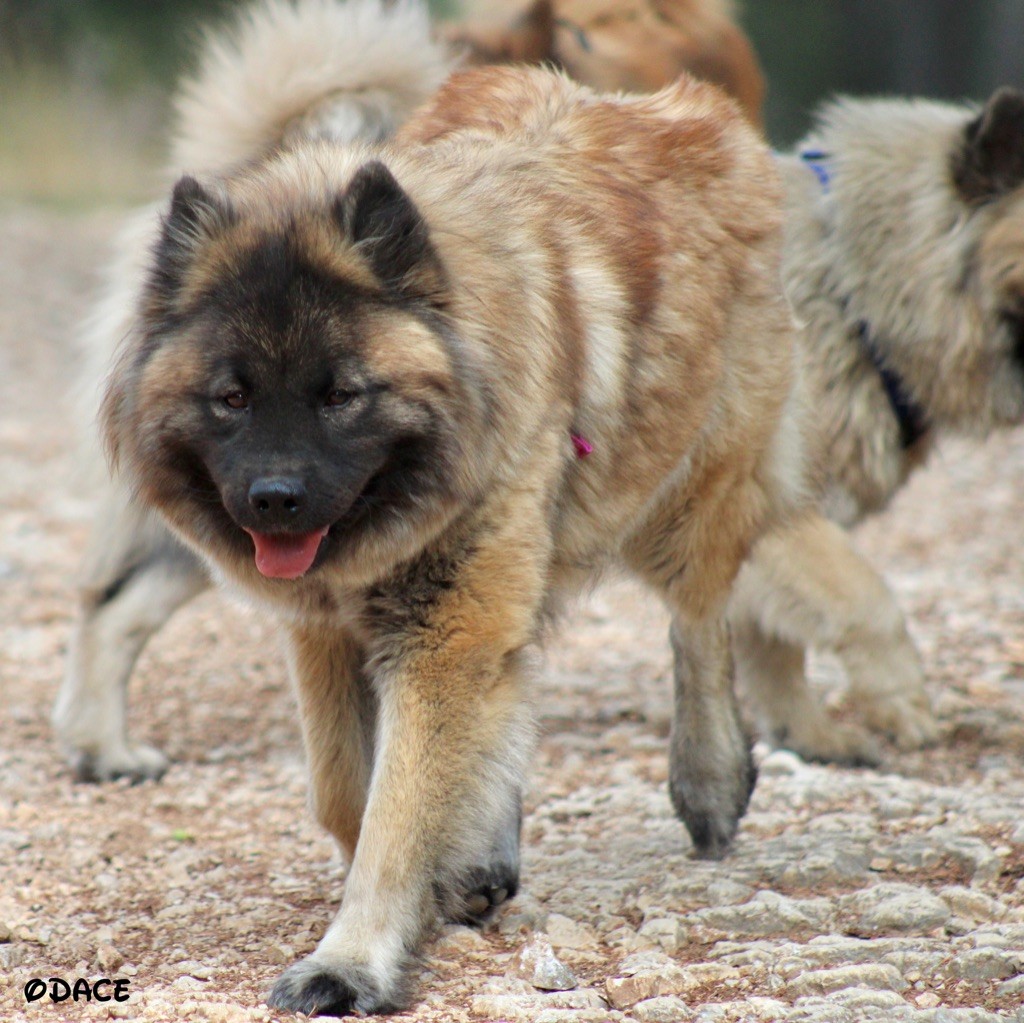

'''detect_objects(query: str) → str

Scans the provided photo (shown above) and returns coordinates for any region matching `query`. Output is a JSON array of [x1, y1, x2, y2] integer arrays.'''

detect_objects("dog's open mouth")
[[243, 527, 331, 579]]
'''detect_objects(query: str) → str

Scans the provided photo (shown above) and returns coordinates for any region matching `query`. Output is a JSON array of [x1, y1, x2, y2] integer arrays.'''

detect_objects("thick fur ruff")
[[102, 64, 802, 1012]]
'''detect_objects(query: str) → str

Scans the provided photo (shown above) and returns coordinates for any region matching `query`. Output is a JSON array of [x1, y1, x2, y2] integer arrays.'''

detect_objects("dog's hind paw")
[[71, 743, 169, 784], [267, 958, 394, 1018], [775, 718, 883, 768], [438, 863, 519, 925], [670, 742, 758, 860]]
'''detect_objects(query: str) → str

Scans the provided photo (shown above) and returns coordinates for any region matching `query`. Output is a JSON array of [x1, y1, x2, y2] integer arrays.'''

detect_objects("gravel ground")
[[2, 205, 1024, 1022]]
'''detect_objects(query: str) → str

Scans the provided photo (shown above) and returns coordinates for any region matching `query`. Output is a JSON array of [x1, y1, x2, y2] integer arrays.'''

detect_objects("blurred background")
[[1, 0, 1023, 207]]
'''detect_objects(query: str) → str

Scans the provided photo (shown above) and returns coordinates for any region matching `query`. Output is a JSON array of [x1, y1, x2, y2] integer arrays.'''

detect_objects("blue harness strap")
[[800, 149, 832, 191]]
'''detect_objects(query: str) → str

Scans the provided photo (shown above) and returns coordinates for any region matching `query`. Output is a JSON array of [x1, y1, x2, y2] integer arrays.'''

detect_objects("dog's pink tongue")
[[245, 528, 329, 579]]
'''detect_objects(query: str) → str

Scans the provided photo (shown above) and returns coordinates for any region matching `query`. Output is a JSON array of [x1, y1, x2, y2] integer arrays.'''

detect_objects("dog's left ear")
[[337, 161, 447, 306], [952, 87, 1024, 204]]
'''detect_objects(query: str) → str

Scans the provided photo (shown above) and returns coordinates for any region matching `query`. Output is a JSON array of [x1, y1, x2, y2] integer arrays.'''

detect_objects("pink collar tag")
[[571, 433, 593, 458]]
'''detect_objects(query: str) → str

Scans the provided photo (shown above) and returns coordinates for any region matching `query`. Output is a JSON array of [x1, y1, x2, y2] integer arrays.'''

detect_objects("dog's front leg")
[[268, 530, 543, 1017], [287, 625, 376, 860]]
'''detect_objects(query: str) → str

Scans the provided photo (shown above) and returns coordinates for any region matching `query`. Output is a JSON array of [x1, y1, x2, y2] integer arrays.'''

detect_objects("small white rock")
[[758, 749, 806, 776], [435, 924, 488, 953], [507, 934, 577, 991], [632, 995, 695, 1022], [94, 943, 125, 973]]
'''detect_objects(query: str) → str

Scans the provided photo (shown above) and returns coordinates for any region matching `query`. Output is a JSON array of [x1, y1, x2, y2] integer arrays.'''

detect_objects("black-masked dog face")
[[105, 163, 482, 587]]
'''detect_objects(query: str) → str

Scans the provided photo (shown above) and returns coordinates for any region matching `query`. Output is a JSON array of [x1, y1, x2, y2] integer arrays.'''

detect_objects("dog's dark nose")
[[248, 477, 306, 522]]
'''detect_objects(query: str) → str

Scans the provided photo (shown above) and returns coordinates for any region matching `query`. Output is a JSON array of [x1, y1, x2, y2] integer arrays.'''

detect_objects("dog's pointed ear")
[[150, 176, 235, 302], [337, 161, 447, 305], [953, 87, 1024, 204]]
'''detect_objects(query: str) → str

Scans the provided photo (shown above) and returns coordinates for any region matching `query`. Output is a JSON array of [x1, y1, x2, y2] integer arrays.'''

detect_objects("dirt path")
[[1, 206, 1023, 1022]]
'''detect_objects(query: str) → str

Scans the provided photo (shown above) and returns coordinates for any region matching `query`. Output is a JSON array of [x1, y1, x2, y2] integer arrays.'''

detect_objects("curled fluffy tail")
[[171, 0, 453, 175]]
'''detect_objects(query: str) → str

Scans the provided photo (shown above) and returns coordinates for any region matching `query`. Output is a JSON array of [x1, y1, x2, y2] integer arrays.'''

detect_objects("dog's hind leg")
[[55, 502, 208, 782], [664, 612, 757, 860], [731, 512, 940, 761], [624, 485, 761, 861]]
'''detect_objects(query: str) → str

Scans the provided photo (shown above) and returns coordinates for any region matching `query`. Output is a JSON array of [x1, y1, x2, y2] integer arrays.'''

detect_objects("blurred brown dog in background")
[[444, 0, 764, 124]]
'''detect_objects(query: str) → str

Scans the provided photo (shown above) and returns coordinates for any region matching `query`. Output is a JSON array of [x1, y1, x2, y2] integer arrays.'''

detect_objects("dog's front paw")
[[435, 798, 521, 924], [267, 958, 396, 1018], [71, 743, 169, 784]]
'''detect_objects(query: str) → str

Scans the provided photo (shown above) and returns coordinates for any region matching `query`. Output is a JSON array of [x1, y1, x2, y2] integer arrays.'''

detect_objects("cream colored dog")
[[731, 88, 1024, 764]]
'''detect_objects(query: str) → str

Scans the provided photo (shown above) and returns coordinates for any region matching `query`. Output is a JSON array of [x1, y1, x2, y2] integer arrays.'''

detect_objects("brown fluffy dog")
[[55, 0, 766, 787], [102, 62, 801, 1013], [730, 88, 1024, 764], [443, 0, 764, 125]]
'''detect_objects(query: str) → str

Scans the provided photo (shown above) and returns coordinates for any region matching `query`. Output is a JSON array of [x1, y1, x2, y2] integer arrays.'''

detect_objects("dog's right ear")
[[149, 176, 235, 307], [952, 87, 1024, 204]]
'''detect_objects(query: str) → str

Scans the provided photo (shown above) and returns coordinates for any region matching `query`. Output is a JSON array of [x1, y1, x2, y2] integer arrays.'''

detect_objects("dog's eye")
[[326, 389, 357, 408], [223, 391, 249, 410]]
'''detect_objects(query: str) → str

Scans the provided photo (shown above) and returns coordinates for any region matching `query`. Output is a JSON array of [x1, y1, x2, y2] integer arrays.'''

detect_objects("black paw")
[[436, 799, 522, 924], [670, 743, 757, 860], [267, 960, 392, 1018], [439, 863, 520, 925]]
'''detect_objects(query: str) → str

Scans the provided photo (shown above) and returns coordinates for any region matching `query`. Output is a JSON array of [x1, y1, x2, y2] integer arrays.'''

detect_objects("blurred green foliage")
[[744, 0, 1024, 146], [1, 0, 237, 89], [0, 0, 459, 88]]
